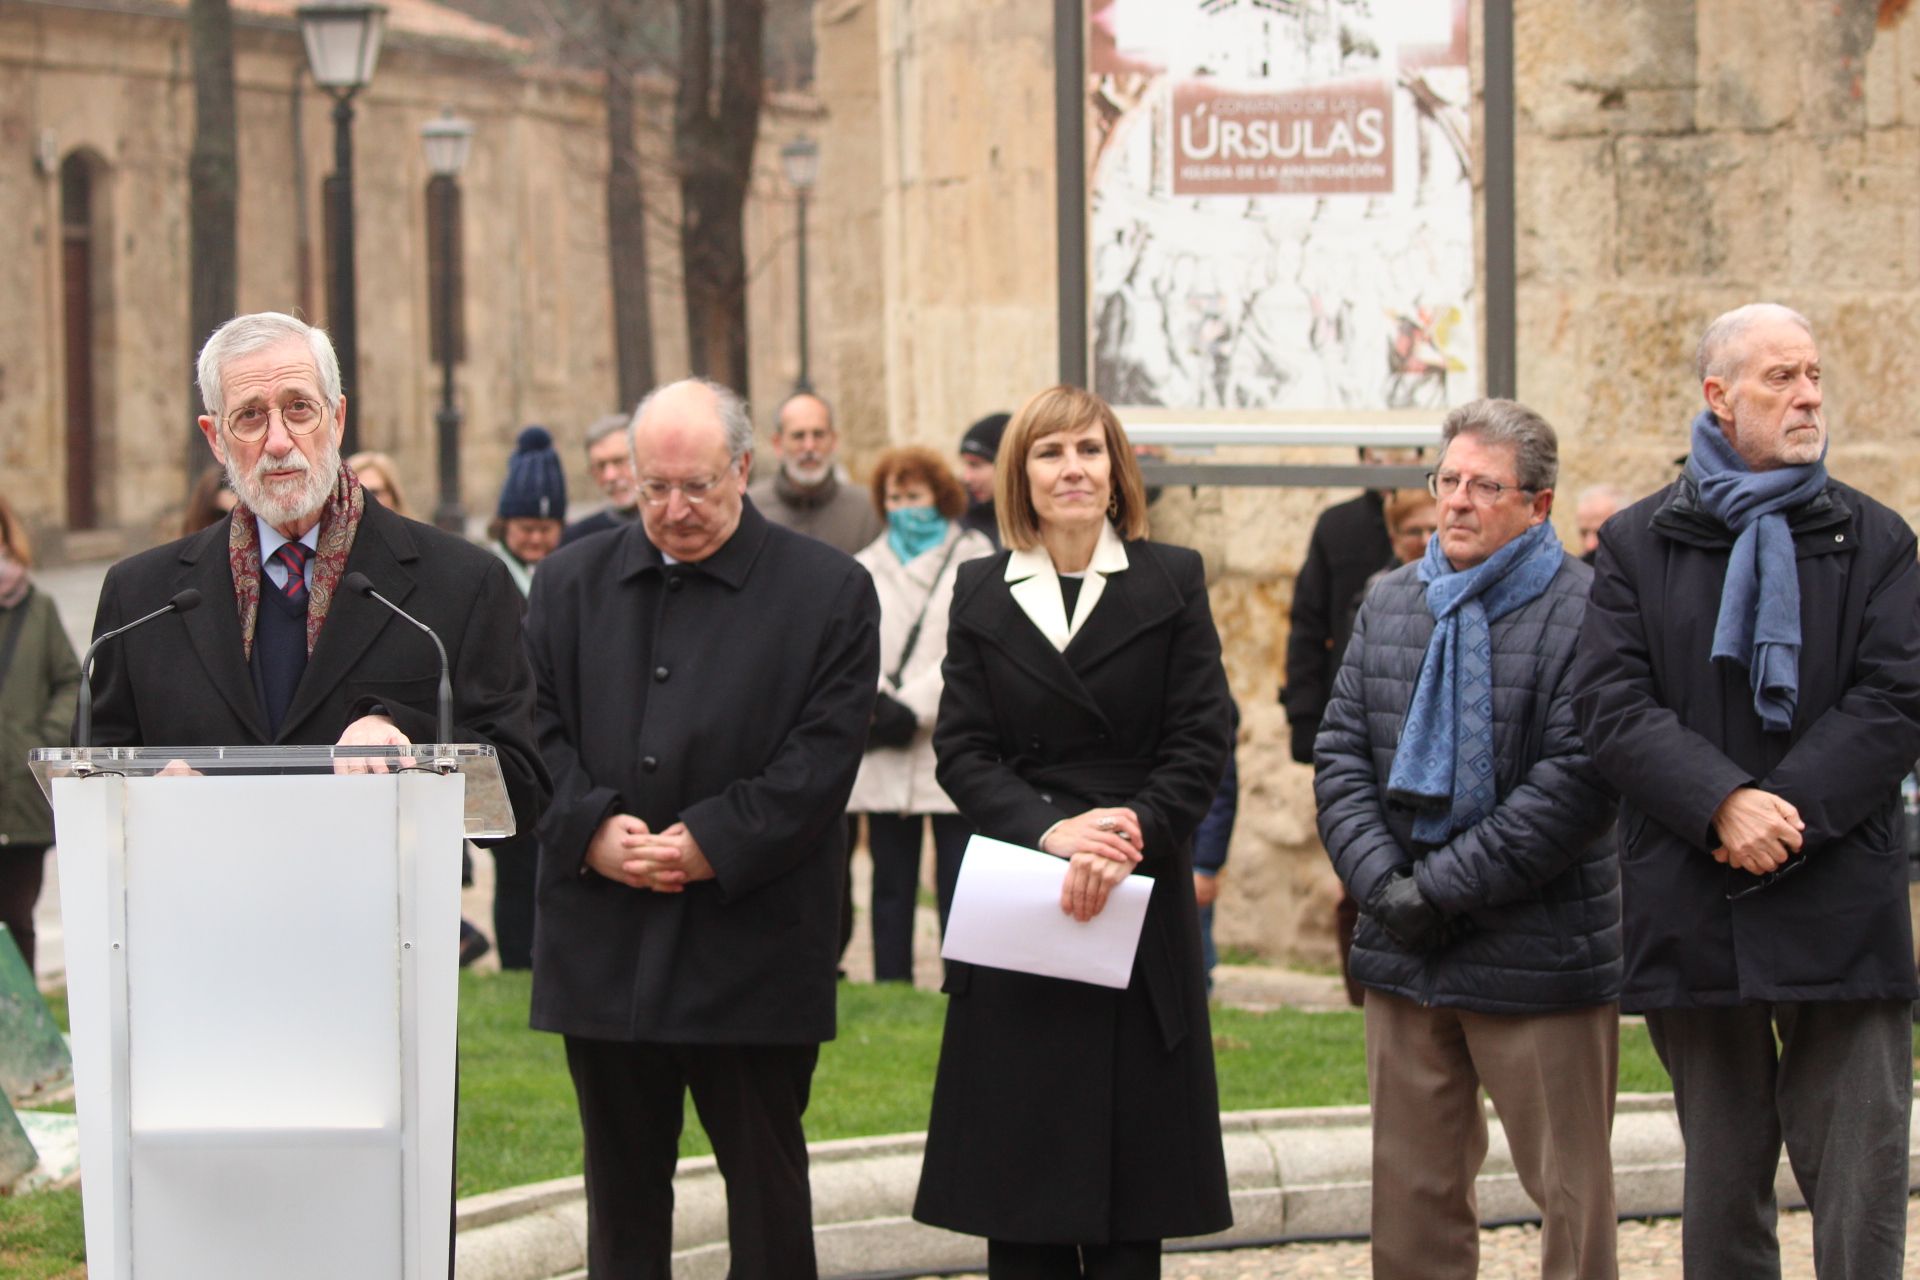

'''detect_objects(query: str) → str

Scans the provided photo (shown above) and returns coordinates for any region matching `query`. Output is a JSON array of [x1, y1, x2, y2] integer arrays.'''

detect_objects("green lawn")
[[452, 973, 1678, 1194], [0, 972, 1798, 1274]]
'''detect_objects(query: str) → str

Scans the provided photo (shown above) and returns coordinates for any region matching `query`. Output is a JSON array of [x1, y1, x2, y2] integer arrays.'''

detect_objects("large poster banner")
[[1088, 0, 1475, 414]]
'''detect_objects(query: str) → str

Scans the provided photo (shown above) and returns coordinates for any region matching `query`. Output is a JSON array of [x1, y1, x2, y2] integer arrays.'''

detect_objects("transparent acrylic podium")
[[29, 745, 514, 1280]]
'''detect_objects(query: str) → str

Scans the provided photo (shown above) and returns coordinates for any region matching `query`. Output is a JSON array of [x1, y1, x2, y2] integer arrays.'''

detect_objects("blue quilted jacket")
[[1313, 556, 1621, 1014]]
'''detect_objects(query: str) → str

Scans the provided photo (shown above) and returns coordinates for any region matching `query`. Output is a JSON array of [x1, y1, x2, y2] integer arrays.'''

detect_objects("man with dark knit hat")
[[484, 424, 567, 967], [957, 411, 1008, 547]]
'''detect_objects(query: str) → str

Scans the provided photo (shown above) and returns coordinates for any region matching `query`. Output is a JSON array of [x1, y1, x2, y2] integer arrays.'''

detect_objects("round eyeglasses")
[[226, 398, 330, 444]]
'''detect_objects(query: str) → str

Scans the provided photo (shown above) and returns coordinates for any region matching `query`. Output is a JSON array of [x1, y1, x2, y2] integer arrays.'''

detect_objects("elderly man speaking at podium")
[[84, 310, 544, 823]]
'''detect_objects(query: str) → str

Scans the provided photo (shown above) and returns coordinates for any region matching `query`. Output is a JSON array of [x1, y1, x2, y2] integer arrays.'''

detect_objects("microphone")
[[342, 572, 455, 766], [75, 588, 204, 752]]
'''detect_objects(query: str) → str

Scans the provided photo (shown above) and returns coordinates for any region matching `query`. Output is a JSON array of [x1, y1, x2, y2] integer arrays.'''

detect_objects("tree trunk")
[[187, 0, 238, 475], [604, 0, 657, 410], [675, 0, 763, 390]]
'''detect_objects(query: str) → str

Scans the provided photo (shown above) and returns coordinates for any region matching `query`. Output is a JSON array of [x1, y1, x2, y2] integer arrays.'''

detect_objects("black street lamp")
[[780, 136, 820, 394], [296, 0, 387, 456], [421, 110, 474, 533]]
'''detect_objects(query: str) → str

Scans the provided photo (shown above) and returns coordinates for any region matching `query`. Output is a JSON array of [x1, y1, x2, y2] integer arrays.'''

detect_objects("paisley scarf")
[[227, 463, 366, 659]]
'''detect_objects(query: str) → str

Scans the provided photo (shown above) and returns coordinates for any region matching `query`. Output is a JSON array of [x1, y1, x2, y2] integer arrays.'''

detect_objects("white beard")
[[227, 438, 340, 528], [783, 456, 831, 487]]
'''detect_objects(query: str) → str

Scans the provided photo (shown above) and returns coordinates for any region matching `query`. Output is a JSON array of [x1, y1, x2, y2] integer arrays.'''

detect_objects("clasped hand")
[[1710, 786, 1804, 876], [587, 814, 716, 891], [1041, 807, 1143, 923]]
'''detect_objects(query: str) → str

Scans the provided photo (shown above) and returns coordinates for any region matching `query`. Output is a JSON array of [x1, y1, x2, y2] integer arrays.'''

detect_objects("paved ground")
[[918, 1198, 1920, 1279]]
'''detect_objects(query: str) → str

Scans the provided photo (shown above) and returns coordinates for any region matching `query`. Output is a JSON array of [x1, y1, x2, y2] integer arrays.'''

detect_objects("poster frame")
[[1052, 0, 1516, 414]]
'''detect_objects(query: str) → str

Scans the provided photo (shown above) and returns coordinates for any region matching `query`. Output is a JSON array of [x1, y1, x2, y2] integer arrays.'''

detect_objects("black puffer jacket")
[[1314, 556, 1620, 1013]]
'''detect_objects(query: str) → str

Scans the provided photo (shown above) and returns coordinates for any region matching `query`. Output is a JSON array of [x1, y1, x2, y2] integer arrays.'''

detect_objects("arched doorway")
[[61, 151, 111, 531]]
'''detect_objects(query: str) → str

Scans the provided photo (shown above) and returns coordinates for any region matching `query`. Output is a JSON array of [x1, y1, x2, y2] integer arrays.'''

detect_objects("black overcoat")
[[1570, 476, 1920, 1010], [86, 500, 548, 831], [912, 539, 1233, 1245], [523, 504, 880, 1044]]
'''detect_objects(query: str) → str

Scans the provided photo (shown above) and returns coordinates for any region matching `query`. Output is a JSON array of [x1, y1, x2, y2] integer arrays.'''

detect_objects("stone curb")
[[456, 1091, 1918, 1279]]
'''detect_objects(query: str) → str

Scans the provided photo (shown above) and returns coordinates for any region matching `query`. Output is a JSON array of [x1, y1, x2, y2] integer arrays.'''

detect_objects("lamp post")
[[296, 0, 387, 456], [780, 136, 820, 394], [421, 110, 474, 533]]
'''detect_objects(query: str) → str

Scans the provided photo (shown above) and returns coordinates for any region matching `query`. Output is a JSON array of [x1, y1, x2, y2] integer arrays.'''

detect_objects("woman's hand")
[[1061, 849, 1135, 922], [1039, 807, 1144, 864]]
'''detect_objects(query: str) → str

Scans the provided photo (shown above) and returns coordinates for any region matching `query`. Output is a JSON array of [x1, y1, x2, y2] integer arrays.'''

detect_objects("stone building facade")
[[2, 0, 827, 556], [815, 0, 1920, 964]]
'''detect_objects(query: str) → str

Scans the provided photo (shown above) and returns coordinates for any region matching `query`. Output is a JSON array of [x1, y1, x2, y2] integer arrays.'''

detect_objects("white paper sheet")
[[939, 835, 1154, 989]]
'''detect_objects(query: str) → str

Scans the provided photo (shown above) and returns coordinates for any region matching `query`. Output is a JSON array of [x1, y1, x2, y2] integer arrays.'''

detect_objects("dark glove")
[[867, 691, 918, 749], [1288, 715, 1320, 766], [1365, 868, 1454, 954]]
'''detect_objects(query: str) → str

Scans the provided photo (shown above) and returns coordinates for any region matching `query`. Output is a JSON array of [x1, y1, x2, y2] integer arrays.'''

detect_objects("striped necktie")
[[274, 541, 313, 605]]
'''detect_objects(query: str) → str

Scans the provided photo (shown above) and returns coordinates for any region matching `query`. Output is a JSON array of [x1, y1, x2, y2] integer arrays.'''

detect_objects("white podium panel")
[[127, 778, 402, 1128], [48, 760, 471, 1280]]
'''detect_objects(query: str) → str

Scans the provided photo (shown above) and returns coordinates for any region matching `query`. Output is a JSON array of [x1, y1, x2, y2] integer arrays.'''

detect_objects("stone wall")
[[1, 1, 826, 548], [817, 0, 1920, 965]]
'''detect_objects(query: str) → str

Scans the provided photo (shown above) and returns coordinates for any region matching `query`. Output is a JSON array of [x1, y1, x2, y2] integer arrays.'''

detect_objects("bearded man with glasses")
[[1315, 397, 1622, 1280], [522, 378, 881, 1280], [85, 310, 546, 808]]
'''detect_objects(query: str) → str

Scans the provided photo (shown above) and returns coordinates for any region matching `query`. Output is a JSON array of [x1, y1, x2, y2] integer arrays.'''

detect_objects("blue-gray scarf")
[[1387, 519, 1565, 842], [1685, 408, 1829, 733]]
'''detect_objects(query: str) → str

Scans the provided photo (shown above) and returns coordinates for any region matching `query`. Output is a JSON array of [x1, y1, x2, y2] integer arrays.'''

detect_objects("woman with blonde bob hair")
[[914, 385, 1234, 1274]]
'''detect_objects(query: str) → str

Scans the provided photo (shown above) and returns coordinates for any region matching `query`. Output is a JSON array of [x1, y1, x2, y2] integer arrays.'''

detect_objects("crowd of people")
[[3, 298, 1916, 1280]]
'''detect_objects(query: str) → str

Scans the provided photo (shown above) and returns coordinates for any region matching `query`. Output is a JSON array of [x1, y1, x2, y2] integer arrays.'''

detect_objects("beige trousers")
[[1364, 990, 1620, 1280]]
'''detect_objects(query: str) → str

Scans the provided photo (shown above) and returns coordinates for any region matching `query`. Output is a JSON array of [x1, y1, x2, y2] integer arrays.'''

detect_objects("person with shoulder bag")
[[849, 448, 993, 982]]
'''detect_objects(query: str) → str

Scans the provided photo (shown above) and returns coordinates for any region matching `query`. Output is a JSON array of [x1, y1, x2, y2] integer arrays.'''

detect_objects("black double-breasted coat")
[[1571, 476, 1920, 1010], [523, 503, 880, 1044], [86, 500, 548, 831], [912, 538, 1233, 1245]]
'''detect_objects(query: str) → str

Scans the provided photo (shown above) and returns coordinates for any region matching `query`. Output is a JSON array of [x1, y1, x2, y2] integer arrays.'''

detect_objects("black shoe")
[[459, 920, 491, 968]]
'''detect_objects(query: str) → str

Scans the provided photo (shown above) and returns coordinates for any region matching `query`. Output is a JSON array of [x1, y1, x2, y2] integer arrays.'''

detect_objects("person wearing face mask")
[[0, 495, 81, 976], [847, 448, 993, 983], [914, 385, 1233, 1277]]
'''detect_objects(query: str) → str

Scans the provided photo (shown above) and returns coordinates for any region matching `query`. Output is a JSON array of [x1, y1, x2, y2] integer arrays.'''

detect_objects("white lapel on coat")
[[1004, 520, 1131, 651]]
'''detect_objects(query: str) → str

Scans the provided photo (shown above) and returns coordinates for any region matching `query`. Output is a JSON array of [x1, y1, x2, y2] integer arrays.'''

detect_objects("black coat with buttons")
[[1571, 475, 1920, 1011], [523, 502, 880, 1043], [912, 540, 1233, 1244]]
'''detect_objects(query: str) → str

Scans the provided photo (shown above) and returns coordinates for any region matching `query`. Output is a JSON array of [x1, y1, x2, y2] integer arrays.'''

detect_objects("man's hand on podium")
[[334, 714, 416, 774]]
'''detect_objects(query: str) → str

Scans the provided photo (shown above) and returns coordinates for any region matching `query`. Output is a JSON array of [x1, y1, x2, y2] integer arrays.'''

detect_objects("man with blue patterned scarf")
[[1315, 398, 1621, 1280], [1572, 303, 1920, 1280]]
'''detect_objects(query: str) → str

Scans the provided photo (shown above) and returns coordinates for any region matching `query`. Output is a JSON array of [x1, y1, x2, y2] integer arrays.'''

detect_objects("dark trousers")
[[564, 1036, 821, 1280], [866, 812, 969, 982], [1646, 1000, 1913, 1280], [0, 844, 48, 974], [986, 1239, 1160, 1279], [489, 833, 538, 971], [836, 814, 859, 965]]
